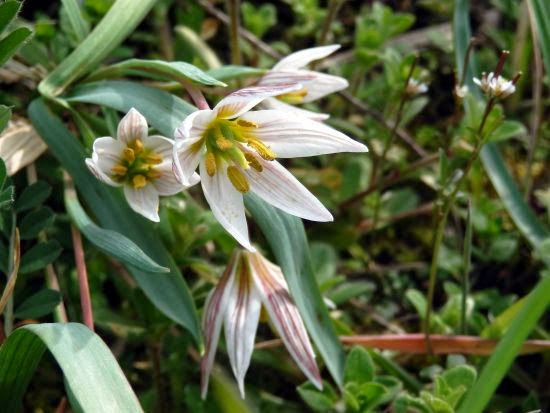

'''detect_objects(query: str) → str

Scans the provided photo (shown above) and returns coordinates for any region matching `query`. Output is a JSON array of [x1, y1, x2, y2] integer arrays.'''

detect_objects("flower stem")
[[184, 82, 210, 110], [71, 224, 94, 331], [226, 0, 242, 65], [317, 0, 343, 46]]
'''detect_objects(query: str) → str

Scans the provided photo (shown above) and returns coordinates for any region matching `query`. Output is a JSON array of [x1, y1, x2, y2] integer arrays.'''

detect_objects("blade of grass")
[[39, 0, 156, 97], [60, 0, 90, 43]]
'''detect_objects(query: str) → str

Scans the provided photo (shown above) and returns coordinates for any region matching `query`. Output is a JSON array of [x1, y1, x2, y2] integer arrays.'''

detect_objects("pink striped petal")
[[247, 252, 322, 389], [213, 84, 303, 119], [272, 45, 341, 71], [117, 108, 148, 144], [261, 98, 330, 121], [223, 254, 262, 398], [201, 253, 239, 399]]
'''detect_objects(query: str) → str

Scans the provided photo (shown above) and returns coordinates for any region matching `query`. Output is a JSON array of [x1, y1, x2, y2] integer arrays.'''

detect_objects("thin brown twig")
[[71, 224, 94, 331], [358, 202, 434, 233]]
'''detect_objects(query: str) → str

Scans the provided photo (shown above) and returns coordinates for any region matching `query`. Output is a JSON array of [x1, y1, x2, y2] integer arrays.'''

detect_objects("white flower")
[[454, 84, 469, 98], [86, 108, 198, 222], [405, 78, 428, 96], [201, 250, 322, 398], [257, 45, 349, 120], [172, 84, 368, 251], [473, 72, 516, 99]]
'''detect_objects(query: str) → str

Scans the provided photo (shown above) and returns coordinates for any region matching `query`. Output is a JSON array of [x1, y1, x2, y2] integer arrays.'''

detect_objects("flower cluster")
[[473, 72, 516, 99], [86, 46, 366, 397]]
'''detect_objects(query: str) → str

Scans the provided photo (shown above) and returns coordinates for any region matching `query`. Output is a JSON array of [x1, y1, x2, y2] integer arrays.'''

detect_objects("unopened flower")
[[0, 118, 46, 176], [257, 45, 349, 120], [86, 108, 197, 221], [201, 250, 322, 398], [473, 72, 516, 99], [454, 84, 469, 98], [172, 85, 368, 250], [405, 78, 428, 97]]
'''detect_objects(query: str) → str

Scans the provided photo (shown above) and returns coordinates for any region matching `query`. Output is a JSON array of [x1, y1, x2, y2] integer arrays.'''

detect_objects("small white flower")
[[201, 250, 322, 398], [405, 78, 428, 96], [257, 45, 349, 120], [86, 108, 198, 222], [454, 84, 469, 98], [473, 72, 516, 99], [172, 84, 368, 251]]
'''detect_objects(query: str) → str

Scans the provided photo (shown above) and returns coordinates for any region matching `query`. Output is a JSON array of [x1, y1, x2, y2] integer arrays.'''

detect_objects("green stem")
[[3, 212, 16, 336], [226, 0, 242, 65]]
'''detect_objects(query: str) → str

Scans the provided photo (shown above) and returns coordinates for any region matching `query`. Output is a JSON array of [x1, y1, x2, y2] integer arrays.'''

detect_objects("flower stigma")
[[111, 138, 163, 188]]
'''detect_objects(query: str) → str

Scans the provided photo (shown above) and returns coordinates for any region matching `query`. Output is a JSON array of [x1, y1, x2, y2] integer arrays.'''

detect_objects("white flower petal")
[[117, 108, 148, 144], [123, 184, 160, 222], [214, 84, 303, 119], [244, 157, 333, 222], [172, 138, 204, 186], [273, 44, 341, 71], [85, 158, 121, 187], [143, 135, 174, 161], [248, 252, 322, 390], [91, 136, 125, 173], [257, 70, 318, 87], [153, 161, 198, 195], [201, 254, 238, 399], [261, 98, 330, 121], [175, 109, 216, 140], [199, 160, 254, 251], [239, 110, 368, 158], [297, 71, 349, 102], [224, 256, 262, 398]]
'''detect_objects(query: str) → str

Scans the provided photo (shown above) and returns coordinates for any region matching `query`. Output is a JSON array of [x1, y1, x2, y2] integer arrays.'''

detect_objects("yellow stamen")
[[123, 148, 135, 162], [246, 137, 276, 161], [146, 169, 162, 180], [237, 119, 258, 128], [132, 174, 147, 189], [144, 153, 163, 164], [227, 166, 250, 193], [216, 137, 234, 150], [245, 152, 263, 172], [206, 152, 217, 177], [111, 164, 128, 175], [132, 139, 144, 154], [278, 89, 308, 104]]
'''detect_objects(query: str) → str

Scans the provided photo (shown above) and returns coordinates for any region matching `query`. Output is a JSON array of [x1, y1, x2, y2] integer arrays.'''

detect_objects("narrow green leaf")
[[28, 98, 202, 346], [67, 80, 194, 136], [89, 59, 227, 86], [530, 0, 550, 76], [0, 1, 21, 35], [0, 158, 6, 189], [0, 186, 14, 209], [0, 27, 32, 67], [13, 289, 61, 318], [38, 0, 157, 96], [64, 188, 169, 273], [0, 323, 143, 412], [19, 240, 62, 274], [15, 181, 52, 212], [60, 0, 90, 43], [206, 65, 266, 82], [18, 206, 55, 240], [245, 193, 346, 387], [0, 104, 11, 133]]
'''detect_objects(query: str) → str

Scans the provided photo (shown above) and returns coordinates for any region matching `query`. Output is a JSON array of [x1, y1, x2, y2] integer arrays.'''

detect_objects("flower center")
[[277, 88, 308, 104], [110, 139, 163, 188], [200, 117, 277, 193]]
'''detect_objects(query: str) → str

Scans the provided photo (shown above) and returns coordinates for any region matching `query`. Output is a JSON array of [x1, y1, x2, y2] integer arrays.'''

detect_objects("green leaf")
[[442, 365, 477, 390], [18, 206, 55, 240], [0, 323, 143, 412], [15, 181, 52, 212], [60, 0, 90, 43], [67, 80, 194, 137], [245, 194, 346, 387], [297, 382, 336, 412], [0, 104, 11, 133], [530, 0, 550, 77], [0, 27, 32, 67], [38, 0, 157, 96], [0, 186, 14, 210], [89, 59, 227, 86], [28, 98, 202, 347], [0, 1, 21, 35], [344, 346, 374, 384], [206, 65, 266, 82], [19, 240, 62, 274], [13, 289, 61, 318], [64, 188, 169, 273], [488, 120, 527, 142]]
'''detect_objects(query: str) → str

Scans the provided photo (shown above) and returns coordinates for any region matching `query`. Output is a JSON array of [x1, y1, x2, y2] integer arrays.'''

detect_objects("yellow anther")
[[132, 139, 144, 154], [132, 174, 147, 189], [145, 153, 163, 164], [111, 164, 128, 175], [146, 169, 162, 180], [123, 147, 135, 162], [227, 166, 250, 193], [246, 137, 276, 161], [244, 152, 263, 172], [237, 119, 258, 128], [216, 137, 234, 150], [278, 89, 308, 104], [206, 152, 217, 177]]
